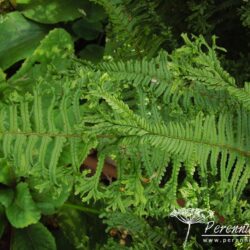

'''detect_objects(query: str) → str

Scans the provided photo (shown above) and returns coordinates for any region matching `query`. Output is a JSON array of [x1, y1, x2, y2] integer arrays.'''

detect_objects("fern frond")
[[74, 153, 105, 202], [90, 0, 174, 58], [97, 55, 171, 97], [92, 90, 248, 152], [102, 211, 175, 249], [90, 42, 242, 115], [0, 86, 86, 184], [240, 1, 250, 28], [88, 90, 250, 205], [227, 84, 250, 111]]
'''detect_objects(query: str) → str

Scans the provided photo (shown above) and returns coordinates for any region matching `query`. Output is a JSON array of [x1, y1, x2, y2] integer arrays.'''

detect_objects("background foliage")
[[0, 0, 249, 249]]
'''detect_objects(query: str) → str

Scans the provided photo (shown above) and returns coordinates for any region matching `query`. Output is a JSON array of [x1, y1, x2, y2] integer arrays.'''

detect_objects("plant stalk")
[[183, 223, 191, 249], [63, 202, 100, 215]]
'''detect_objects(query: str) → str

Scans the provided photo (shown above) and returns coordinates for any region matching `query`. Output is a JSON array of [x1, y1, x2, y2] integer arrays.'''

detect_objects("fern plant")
[[0, 1, 250, 249], [1, 33, 249, 215]]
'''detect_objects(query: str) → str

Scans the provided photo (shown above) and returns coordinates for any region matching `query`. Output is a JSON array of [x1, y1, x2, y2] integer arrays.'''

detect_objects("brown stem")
[[82, 155, 117, 180]]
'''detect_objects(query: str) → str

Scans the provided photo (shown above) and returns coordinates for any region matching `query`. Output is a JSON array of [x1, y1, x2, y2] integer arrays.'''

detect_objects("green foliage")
[[90, 0, 175, 58], [0, 1, 106, 71], [72, 18, 103, 41], [0, 0, 250, 249], [239, 1, 250, 28], [8, 28, 74, 93], [0, 159, 15, 185], [79, 44, 105, 63], [0, 82, 87, 184], [0, 0, 14, 14], [15, 28, 73, 73], [17, 0, 88, 24], [57, 207, 90, 249], [0, 11, 48, 70], [11, 222, 56, 250], [6, 182, 41, 228]]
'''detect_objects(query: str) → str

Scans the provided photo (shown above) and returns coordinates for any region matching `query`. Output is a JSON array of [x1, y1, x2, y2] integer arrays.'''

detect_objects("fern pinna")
[[0, 35, 249, 224]]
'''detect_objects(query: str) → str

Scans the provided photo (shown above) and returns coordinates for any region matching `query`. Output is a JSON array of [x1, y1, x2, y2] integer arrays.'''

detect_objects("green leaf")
[[17, 0, 89, 24], [0, 188, 14, 207], [0, 12, 48, 70], [72, 18, 102, 41], [79, 44, 104, 63], [16, 0, 32, 3], [82, 2, 106, 22], [57, 207, 89, 249], [53, 230, 75, 250], [11, 222, 56, 250], [0, 159, 15, 186], [0, 68, 6, 82], [11, 28, 74, 84], [33, 183, 72, 215], [6, 183, 41, 228]]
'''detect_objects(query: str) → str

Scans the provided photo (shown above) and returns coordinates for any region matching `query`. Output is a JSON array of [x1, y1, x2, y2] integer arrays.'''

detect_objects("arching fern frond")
[[88, 90, 250, 207], [0, 85, 87, 185], [83, 34, 249, 117]]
